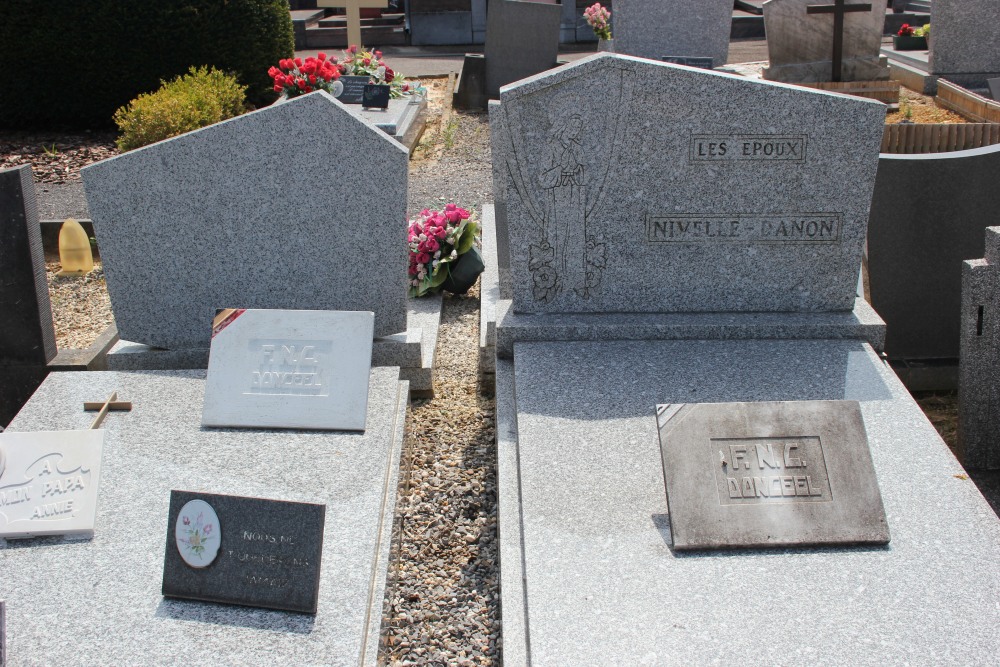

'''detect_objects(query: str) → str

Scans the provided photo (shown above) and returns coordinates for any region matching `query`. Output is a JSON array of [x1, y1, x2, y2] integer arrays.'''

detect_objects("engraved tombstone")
[[201, 309, 375, 431], [762, 0, 890, 83], [491, 54, 885, 316], [656, 400, 890, 549]]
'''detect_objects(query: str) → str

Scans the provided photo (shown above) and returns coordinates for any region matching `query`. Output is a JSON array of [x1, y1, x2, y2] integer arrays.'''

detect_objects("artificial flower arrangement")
[[897, 23, 916, 36], [268, 54, 341, 96], [584, 3, 612, 41], [408, 204, 482, 297], [340, 45, 421, 98]]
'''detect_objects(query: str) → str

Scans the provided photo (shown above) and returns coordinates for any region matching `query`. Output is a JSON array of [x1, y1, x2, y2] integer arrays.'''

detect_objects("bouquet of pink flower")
[[408, 204, 479, 297], [584, 3, 611, 41], [268, 54, 341, 97]]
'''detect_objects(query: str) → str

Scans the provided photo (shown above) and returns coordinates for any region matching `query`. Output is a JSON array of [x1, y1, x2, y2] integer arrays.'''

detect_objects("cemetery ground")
[[0, 66, 994, 662]]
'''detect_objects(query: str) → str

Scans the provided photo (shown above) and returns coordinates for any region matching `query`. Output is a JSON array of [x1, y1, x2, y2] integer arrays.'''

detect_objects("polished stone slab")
[[0, 368, 407, 665], [498, 338, 1000, 664], [657, 399, 889, 549], [478, 204, 499, 388], [614, 0, 733, 68], [930, 0, 1000, 85], [201, 310, 374, 431], [484, 0, 562, 98]]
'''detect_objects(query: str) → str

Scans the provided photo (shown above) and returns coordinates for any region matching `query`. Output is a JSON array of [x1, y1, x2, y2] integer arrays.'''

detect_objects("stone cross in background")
[[807, 0, 873, 82], [316, 0, 388, 48]]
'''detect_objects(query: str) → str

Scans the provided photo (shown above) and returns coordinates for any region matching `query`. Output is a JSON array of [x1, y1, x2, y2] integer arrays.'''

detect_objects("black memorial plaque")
[[162, 491, 326, 613], [656, 400, 890, 550], [662, 56, 715, 70], [362, 84, 391, 110], [336, 75, 370, 104]]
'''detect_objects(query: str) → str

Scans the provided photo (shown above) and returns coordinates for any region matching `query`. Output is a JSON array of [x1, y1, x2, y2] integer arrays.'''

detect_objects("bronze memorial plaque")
[[656, 400, 889, 550]]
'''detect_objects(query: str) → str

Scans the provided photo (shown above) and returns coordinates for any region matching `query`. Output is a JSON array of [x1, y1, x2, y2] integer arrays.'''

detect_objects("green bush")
[[0, 1, 293, 129], [114, 66, 247, 151]]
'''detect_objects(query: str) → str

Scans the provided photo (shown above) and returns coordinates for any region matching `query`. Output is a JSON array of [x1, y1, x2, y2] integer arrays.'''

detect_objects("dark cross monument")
[[807, 0, 873, 82]]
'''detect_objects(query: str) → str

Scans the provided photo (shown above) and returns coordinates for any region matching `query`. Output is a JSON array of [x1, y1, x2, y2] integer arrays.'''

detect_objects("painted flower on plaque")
[[175, 499, 221, 568]]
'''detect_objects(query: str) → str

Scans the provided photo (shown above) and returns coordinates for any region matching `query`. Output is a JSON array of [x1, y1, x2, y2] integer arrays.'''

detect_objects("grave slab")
[[493, 54, 885, 315], [763, 0, 890, 83], [613, 0, 733, 68], [498, 339, 1000, 664], [201, 310, 374, 431], [81, 91, 409, 346], [0, 367, 407, 665]]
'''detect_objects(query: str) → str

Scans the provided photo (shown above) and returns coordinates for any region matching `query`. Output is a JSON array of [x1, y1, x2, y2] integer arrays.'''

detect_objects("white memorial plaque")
[[201, 309, 375, 431], [0, 430, 105, 539]]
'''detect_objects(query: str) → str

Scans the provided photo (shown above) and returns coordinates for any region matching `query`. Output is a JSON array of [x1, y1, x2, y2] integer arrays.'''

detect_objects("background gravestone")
[[82, 91, 409, 348], [930, 0, 1000, 87], [613, 0, 732, 68], [0, 165, 57, 426], [762, 0, 889, 83], [484, 0, 562, 99], [959, 226, 1000, 470]]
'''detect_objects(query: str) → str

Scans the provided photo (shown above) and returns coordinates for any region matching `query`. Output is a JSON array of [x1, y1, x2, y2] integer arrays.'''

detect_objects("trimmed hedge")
[[0, 1, 293, 129]]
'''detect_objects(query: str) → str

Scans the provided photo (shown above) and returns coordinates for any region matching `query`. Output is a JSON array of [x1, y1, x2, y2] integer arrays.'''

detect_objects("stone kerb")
[[82, 91, 409, 349], [492, 53, 885, 316], [959, 226, 1000, 469]]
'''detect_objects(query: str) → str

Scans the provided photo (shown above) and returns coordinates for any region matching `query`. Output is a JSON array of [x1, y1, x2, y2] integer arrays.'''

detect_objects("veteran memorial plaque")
[[656, 400, 889, 550], [162, 491, 326, 614], [0, 430, 104, 539], [201, 309, 375, 431]]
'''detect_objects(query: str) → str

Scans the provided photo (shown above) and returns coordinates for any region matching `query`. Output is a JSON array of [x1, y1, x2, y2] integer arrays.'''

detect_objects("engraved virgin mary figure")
[[539, 114, 588, 298]]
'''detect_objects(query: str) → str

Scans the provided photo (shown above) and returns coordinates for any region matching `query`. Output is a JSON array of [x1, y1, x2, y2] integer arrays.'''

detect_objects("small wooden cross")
[[316, 0, 389, 51], [807, 0, 873, 83], [83, 391, 132, 429]]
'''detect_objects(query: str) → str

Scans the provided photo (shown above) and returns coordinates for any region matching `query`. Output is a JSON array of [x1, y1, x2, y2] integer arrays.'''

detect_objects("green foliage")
[[0, 0, 293, 129], [114, 66, 247, 151]]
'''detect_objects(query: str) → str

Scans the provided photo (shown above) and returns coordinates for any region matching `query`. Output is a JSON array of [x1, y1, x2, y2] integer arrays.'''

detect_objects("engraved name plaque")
[[656, 400, 889, 550], [0, 430, 104, 539], [162, 490, 326, 614]]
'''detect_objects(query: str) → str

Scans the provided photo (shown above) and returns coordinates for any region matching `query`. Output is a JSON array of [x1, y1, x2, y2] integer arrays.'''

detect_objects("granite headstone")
[[959, 226, 1000, 469], [162, 490, 326, 613], [989, 77, 1000, 102], [929, 0, 1000, 87], [201, 309, 375, 431], [484, 0, 562, 99], [81, 91, 408, 346], [613, 0, 732, 68], [0, 429, 105, 538], [762, 0, 889, 83], [0, 165, 57, 426], [492, 54, 885, 315], [657, 399, 889, 549]]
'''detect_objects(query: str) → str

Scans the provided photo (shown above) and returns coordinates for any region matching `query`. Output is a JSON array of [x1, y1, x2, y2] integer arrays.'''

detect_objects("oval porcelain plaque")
[[175, 499, 221, 568], [332, 80, 345, 98]]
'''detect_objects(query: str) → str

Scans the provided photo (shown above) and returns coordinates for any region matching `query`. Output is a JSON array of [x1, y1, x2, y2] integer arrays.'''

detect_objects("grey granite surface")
[[930, 0, 1000, 81], [34, 182, 89, 221], [762, 0, 889, 83], [614, 0, 733, 69], [486, 102, 512, 298], [81, 91, 409, 346], [498, 338, 1000, 664], [867, 143, 1000, 361], [484, 0, 562, 98], [959, 226, 1000, 469], [495, 296, 886, 357], [478, 204, 499, 382], [493, 54, 885, 315], [0, 368, 407, 666]]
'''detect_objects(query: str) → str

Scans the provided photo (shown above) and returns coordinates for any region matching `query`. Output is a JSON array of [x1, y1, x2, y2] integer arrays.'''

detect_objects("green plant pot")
[[893, 35, 927, 51], [441, 246, 485, 295]]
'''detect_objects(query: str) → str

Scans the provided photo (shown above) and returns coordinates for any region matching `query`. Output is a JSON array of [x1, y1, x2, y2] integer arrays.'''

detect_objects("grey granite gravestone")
[[0, 599, 4, 666], [989, 77, 1000, 101], [484, 0, 562, 99], [929, 0, 1000, 88], [613, 0, 732, 68], [81, 91, 408, 346], [0, 165, 57, 426], [492, 54, 885, 316], [959, 226, 1000, 470], [487, 52, 1000, 664], [867, 143, 1000, 367], [162, 491, 326, 613], [0, 367, 407, 664], [762, 0, 889, 83], [657, 400, 889, 549]]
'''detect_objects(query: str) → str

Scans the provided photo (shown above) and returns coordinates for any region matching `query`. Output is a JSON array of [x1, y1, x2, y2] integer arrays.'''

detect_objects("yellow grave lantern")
[[57, 218, 94, 276]]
